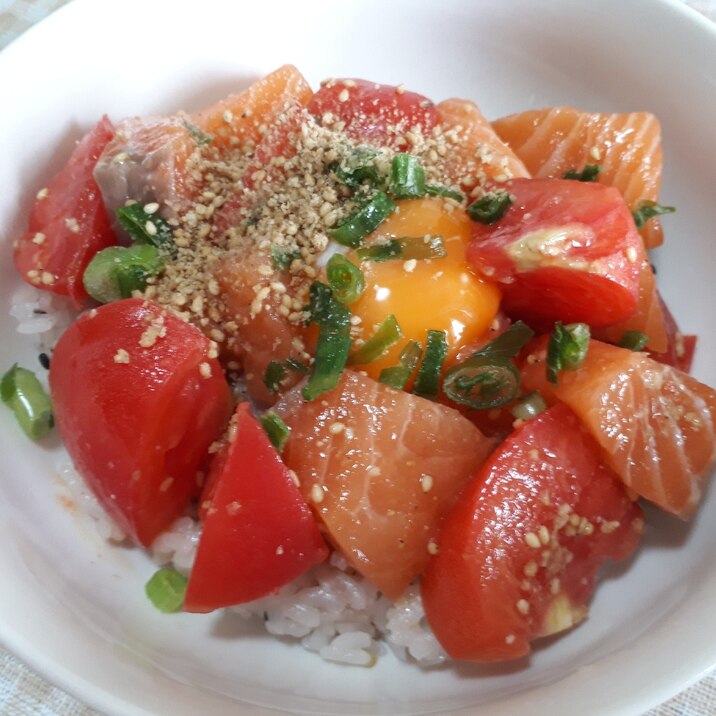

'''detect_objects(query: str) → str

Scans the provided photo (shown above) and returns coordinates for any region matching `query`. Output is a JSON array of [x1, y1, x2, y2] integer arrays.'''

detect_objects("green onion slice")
[[83, 245, 164, 304], [1, 364, 53, 440], [413, 329, 448, 399], [260, 411, 291, 453], [181, 117, 213, 146], [466, 191, 513, 225], [302, 282, 352, 401], [619, 330, 649, 352], [334, 147, 382, 188], [328, 192, 397, 248], [443, 356, 520, 410], [145, 568, 187, 614], [348, 314, 402, 365], [563, 164, 602, 182], [263, 359, 310, 393], [470, 320, 535, 362], [271, 245, 301, 271], [389, 153, 426, 199], [632, 200, 676, 229], [546, 322, 590, 385], [326, 254, 365, 304], [511, 391, 548, 421], [357, 235, 446, 263], [425, 184, 465, 202], [379, 340, 423, 390], [116, 204, 174, 249]]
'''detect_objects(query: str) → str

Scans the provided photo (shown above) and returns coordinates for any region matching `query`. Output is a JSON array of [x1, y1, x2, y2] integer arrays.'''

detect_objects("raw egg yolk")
[[348, 198, 501, 379]]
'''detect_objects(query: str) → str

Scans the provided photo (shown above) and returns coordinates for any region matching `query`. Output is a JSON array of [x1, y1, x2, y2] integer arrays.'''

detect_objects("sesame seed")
[[223, 109, 233, 123], [516, 599, 530, 615], [403, 259, 417, 273], [600, 520, 621, 534], [275, 545, 284, 555], [538, 525, 550, 545], [159, 476, 174, 493], [524, 532, 541, 549], [64, 217, 80, 233], [145, 220, 158, 236], [589, 146, 602, 161], [226, 501, 241, 515], [550, 578, 561, 595], [41, 271, 55, 285], [427, 540, 440, 555], [505, 634, 516, 645], [310, 484, 324, 504], [113, 348, 130, 364], [199, 362, 212, 379], [626, 246, 638, 262], [420, 474, 434, 493], [338, 89, 350, 102], [36, 187, 49, 200], [31, 232, 46, 245], [144, 202, 160, 215], [328, 421, 345, 435], [288, 470, 301, 487], [368, 467, 381, 477], [523, 560, 538, 577]]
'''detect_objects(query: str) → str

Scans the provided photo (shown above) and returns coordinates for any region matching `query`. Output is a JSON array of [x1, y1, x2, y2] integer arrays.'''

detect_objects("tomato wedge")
[[184, 403, 329, 612], [307, 78, 438, 147], [421, 404, 642, 662], [50, 298, 232, 546], [14, 116, 117, 306], [467, 178, 642, 328]]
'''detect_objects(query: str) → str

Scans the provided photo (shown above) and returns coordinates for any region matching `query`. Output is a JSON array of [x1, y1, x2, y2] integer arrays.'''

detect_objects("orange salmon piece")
[[191, 64, 313, 151], [521, 339, 716, 519], [492, 107, 665, 248], [274, 371, 494, 599], [436, 99, 529, 194]]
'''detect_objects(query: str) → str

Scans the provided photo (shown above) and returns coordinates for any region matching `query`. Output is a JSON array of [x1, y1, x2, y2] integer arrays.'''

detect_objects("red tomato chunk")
[[421, 404, 642, 662], [50, 298, 232, 546], [308, 78, 438, 147], [467, 178, 642, 328], [184, 403, 328, 612], [14, 116, 118, 307]]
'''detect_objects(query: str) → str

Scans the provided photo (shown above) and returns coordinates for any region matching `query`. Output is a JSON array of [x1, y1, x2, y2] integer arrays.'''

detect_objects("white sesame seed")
[[427, 540, 439, 555], [420, 474, 434, 493], [523, 561, 538, 577], [64, 217, 80, 234], [328, 421, 345, 435], [338, 88, 350, 103], [144, 202, 160, 215], [223, 109, 233, 123], [600, 520, 621, 534], [113, 348, 130, 364], [145, 220, 158, 236], [199, 362, 212, 379], [550, 578, 561, 595], [368, 467, 381, 477], [275, 545, 284, 555], [36, 187, 49, 200], [226, 501, 241, 515], [289, 470, 301, 488], [41, 271, 55, 285], [626, 246, 638, 262], [538, 525, 550, 545], [159, 476, 174, 493], [403, 259, 417, 273], [524, 532, 541, 549], [505, 634, 516, 645], [516, 599, 530, 615], [589, 146, 602, 161], [310, 484, 324, 504], [31, 232, 46, 245]]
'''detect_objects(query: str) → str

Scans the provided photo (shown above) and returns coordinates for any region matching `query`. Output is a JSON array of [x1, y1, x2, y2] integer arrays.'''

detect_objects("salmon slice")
[[521, 339, 716, 519], [94, 115, 197, 222], [492, 107, 664, 248], [435, 99, 530, 195], [274, 371, 494, 598], [216, 251, 308, 407], [593, 255, 668, 353], [191, 64, 313, 151]]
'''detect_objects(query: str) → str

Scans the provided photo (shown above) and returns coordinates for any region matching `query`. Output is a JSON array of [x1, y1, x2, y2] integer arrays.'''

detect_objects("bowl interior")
[[0, 0, 715, 714]]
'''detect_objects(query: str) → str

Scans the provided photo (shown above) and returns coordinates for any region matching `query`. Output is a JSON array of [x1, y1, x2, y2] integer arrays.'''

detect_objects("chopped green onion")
[[328, 192, 397, 247], [302, 282, 352, 401], [334, 147, 382, 187], [357, 236, 446, 262], [563, 164, 602, 182], [413, 330, 448, 399], [1, 364, 53, 440], [116, 204, 174, 249], [263, 359, 310, 393], [619, 330, 649, 352], [466, 191, 513, 225], [425, 184, 465, 202], [511, 391, 547, 421], [181, 117, 213, 146], [326, 254, 365, 304], [389, 153, 426, 199], [546, 322, 590, 385], [349, 314, 402, 365], [632, 200, 676, 229], [271, 245, 301, 271], [145, 568, 187, 614], [443, 356, 520, 410], [470, 320, 534, 362], [83, 245, 164, 304], [261, 411, 291, 453], [379, 340, 423, 390]]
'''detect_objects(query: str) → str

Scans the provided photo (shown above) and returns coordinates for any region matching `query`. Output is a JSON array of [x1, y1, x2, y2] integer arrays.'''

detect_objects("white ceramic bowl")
[[1, 0, 715, 714]]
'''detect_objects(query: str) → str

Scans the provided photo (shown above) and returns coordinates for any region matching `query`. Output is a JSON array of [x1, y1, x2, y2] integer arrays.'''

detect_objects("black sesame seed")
[[38, 352, 50, 370]]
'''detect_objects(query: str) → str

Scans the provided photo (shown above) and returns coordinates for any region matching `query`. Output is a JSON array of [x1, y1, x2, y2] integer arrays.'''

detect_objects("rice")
[[17, 285, 448, 668]]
